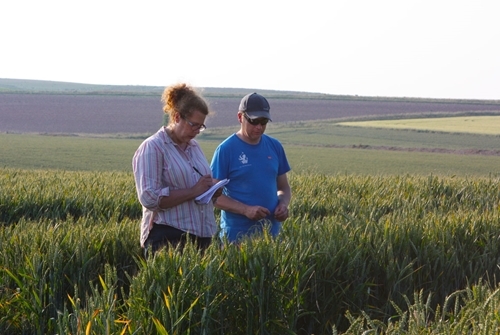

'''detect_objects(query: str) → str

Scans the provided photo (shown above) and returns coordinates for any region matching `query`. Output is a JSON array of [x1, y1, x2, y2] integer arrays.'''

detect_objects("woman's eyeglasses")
[[181, 116, 206, 131], [243, 113, 269, 126]]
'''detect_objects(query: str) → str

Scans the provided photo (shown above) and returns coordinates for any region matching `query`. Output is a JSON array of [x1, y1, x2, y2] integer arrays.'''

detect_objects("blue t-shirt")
[[210, 133, 291, 242]]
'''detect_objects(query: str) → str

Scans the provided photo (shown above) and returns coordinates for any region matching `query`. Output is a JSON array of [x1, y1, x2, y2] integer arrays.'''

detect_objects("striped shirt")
[[132, 127, 217, 247]]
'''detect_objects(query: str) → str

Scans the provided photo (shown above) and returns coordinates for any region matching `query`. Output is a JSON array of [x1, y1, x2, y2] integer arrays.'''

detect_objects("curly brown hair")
[[161, 83, 209, 125]]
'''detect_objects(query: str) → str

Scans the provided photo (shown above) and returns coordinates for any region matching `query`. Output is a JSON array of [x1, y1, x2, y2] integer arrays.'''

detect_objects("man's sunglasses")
[[243, 113, 269, 126]]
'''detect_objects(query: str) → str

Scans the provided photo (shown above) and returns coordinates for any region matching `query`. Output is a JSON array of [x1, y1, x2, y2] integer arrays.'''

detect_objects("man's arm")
[[274, 173, 292, 221], [214, 194, 271, 221]]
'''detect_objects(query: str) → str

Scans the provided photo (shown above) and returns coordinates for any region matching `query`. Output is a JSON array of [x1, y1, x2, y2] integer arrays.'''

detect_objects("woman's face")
[[173, 109, 207, 143]]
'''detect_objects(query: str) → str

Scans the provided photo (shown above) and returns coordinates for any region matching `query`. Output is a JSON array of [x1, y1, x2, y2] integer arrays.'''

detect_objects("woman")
[[132, 83, 219, 255]]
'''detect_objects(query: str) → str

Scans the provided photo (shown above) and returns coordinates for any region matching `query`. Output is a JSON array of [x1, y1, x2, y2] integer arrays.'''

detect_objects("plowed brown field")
[[1, 93, 500, 134]]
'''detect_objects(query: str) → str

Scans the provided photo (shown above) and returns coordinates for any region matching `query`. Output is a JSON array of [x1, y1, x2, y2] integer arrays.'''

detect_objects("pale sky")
[[2, 0, 499, 100]]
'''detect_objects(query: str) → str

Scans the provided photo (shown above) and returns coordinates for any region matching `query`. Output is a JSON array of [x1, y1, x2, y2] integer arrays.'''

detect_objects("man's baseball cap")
[[238, 93, 272, 121]]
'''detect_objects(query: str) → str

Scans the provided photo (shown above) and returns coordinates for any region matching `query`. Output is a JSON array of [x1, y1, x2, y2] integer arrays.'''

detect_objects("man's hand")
[[211, 178, 223, 200], [244, 205, 271, 221], [212, 187, 223, 199], [274, 203, 289, 221]]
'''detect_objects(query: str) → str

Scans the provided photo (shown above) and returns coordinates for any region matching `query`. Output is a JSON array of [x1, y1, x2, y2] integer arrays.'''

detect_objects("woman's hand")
[[192, 174, 213, 196]]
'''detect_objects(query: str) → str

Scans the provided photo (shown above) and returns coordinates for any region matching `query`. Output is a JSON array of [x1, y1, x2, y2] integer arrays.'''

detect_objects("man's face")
[[239, 112, 269, 140]]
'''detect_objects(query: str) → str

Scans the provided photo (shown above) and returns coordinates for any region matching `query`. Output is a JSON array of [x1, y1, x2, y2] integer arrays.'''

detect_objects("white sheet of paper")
[[195, 179, 229, 204]]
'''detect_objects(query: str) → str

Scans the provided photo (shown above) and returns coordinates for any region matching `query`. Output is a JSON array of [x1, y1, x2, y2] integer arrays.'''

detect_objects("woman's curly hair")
[[161, 83, 209, 123]]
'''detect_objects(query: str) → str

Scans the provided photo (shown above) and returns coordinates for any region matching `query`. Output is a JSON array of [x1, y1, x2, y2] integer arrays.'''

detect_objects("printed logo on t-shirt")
[[239, 152, 248, 164]]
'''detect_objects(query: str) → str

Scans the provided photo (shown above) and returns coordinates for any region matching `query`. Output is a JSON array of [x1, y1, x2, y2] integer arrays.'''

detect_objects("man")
[[210, 92, 292, 243]]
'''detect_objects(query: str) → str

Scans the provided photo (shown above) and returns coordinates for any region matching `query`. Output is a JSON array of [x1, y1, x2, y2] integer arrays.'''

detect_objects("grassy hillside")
[[0, 78, 164, 95], [2, 120, 500, 176], [3, 78, 500, 104], [2, 78, 500, 177], [0, 78, 330, 99]]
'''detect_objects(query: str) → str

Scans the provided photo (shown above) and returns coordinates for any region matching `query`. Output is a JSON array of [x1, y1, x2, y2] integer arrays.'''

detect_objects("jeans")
[[144, 223, 212, 257]]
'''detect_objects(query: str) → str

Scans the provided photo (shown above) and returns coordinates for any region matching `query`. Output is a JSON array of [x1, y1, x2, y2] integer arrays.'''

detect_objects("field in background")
[[4, 93, 500, 134], [3, 78, 500, 133], [2, 78, 500, 176], [2, 118, 500, 176], [339, 115, 500, 135]]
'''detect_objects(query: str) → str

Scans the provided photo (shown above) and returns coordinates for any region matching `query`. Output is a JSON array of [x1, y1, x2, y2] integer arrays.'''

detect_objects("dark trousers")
[[144, 223, 212, 257]]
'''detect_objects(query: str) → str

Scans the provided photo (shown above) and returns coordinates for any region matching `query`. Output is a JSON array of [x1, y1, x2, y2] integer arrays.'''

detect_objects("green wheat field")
[[2, 92, 500, 333]]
